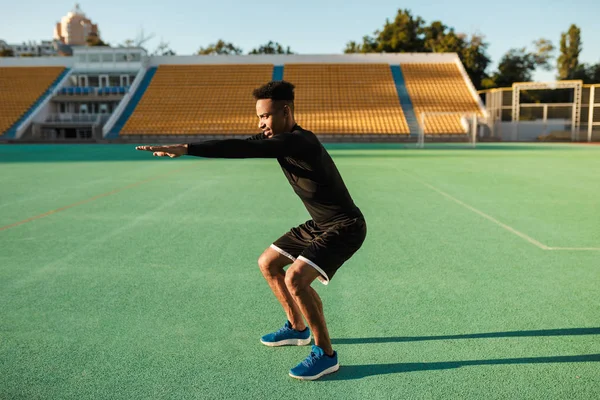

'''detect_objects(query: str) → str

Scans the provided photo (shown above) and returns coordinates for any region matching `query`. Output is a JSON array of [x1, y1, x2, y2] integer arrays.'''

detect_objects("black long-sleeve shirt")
[[186, 124, 362, 227]]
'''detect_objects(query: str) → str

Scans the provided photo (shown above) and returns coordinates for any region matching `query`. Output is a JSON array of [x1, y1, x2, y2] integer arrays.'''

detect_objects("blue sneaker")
[[289, 345, 339, 380], [260, 320, 311, 347]]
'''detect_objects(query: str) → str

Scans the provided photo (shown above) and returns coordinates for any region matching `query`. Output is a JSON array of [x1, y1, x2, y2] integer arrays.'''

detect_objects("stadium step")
[[105, 67, 158, 138], [272, 65, 284, 81], [390, 65, 419, 136]]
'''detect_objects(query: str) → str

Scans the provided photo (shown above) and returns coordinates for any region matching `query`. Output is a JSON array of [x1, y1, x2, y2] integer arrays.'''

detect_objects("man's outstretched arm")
[[136, 134, 314, 159]]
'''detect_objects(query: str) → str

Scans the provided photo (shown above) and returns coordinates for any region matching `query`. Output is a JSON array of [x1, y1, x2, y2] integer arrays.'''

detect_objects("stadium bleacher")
[[120, 64, 273, 135], [401, 63, 483, 134], [0, 54, 487, 139], [284, 64, 409, 135], [120, 62, 482, 137], [0, 66, 65, 134]]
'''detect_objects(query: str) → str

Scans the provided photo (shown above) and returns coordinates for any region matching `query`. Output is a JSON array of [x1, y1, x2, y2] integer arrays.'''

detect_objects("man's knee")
[[284, 268, 308, 297], [258, 249, 286, 277]]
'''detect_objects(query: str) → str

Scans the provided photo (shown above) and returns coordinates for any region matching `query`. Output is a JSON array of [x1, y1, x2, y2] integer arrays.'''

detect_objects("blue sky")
[[2, 0, 599, 81]]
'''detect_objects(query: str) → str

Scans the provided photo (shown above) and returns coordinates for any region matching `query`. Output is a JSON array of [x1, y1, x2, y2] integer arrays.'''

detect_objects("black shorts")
[[270, 216, 367, 285]]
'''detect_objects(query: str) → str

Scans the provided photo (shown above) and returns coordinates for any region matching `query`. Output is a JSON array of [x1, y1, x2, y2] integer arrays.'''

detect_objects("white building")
[[54, 4, 100, 46], [0, 40, 57, 57]]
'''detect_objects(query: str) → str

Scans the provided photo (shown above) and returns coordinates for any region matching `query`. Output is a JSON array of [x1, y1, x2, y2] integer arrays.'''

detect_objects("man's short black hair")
[[253, 80, 295, 102]]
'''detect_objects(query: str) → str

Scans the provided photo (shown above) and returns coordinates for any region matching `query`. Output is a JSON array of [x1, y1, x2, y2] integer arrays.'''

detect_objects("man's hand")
[[136, 144, 188, 158]]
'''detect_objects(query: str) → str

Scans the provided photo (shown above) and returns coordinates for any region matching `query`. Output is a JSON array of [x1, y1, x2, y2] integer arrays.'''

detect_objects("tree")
[[343, 36, 378, 53], [344, 41, 361, 54], [422, 24, 490, 89], [557, 24, 582, 80], [0, 48, 14, 57], [343, 9, 491, 89], [153, 40, 176, 56], [571, 63, 600, 83], [482, 38, 554, 89], [483, 48, 537, 88], [87, 38, 109, 46], [344, 9, 425, 53], [422, 21, 459, 53], [198, 40, 242, 55], [586, 64, 600, 83], [249, 41, 294, 54], [533, 38, 555, 70], [460, 34, 492, 90], [121, 28, 155, 52], [86, 33, 109, 47]]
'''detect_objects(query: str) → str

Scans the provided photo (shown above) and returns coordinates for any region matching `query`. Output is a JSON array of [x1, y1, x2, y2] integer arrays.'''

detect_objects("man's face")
[[256, 99, 288, 138]]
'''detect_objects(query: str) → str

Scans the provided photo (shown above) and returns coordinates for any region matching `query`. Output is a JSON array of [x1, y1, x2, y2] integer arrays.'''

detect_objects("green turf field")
[[1, 143, 599, 399]]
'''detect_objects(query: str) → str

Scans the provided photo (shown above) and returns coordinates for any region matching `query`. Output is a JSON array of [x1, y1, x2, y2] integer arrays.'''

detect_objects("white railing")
[[588, 85, 599, 142], [454, 58, 488, 121], [53, 87, 129, 96], [102, 66, 147, 136], [14, 69, 73, 138], [44, 114, 102, 123]]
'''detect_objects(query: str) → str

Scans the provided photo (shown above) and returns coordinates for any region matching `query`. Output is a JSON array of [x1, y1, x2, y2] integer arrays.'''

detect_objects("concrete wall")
[[1, 52, 462, 68], [493, 120, 569, 141], [149, 53, 461, 66], [0, 57, 73, 67]]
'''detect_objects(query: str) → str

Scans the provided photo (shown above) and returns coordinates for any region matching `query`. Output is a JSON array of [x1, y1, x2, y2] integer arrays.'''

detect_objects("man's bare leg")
[[258, 247, 306, 331], [284, 261, 333, 355]]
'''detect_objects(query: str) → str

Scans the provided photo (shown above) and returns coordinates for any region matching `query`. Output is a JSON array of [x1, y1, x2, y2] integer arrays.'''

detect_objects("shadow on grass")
[[321, 328, 600, 380], [331, 327, 600, 345], [319, 354, 600, 381]]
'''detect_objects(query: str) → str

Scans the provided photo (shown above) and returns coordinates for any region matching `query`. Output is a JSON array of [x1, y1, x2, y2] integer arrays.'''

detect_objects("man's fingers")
[[136, 145, 181, 158], [136, 145, 169, 152]]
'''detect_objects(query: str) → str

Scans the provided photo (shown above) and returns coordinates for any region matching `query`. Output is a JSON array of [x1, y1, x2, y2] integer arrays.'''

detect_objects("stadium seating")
[[119, 62, 482, 136], [0, 66, 65, 134], [284, 64, 409, 134], [121, 65, 273, 135], [401, 63, 482, 134]]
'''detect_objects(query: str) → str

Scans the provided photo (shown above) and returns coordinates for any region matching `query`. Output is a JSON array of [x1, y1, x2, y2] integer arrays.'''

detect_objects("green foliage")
[[198, 40, 242, 55], [0, 48, 15, 57], [249, 41, 294, 55], [343, 9, 491, 89], [86, 35, 109, 47], [344, 9, 426, 53], [532, 38, 555, 70], [487, 48, 537, 88], [484, 38, 554, 89], [153, 40, 176, 56], [571, 63, 600, 83], [557, 24, 582, 80]]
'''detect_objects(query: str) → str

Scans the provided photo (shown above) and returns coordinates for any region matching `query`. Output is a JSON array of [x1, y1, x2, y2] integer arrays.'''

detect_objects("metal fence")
[[479, 83, 600, 142]]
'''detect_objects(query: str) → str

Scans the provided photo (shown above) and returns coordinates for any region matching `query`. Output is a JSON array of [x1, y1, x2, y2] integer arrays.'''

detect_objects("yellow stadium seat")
[[122, 63, 409, 136], [283, 64, 408, 135], [0, 67, 65, 134], [401, 63, 482, 134], [121, 64, 273, 135]]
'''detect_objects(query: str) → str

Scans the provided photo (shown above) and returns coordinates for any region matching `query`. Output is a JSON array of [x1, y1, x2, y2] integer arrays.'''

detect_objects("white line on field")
[[405, 174, 599, 251]]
